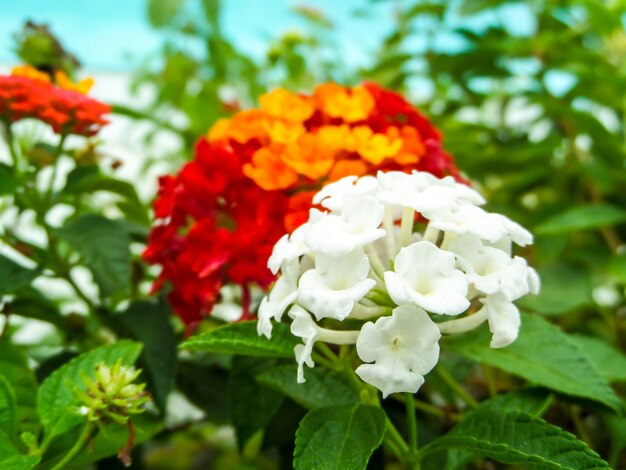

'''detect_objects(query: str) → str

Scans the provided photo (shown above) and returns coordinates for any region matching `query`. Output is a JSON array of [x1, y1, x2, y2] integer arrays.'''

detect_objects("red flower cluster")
[[0, 73, 109, 136], [145, 83, 463, 329]]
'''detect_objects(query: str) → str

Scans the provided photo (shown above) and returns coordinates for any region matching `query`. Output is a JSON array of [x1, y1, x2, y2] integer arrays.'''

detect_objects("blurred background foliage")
[[3, 0, 626, 468]]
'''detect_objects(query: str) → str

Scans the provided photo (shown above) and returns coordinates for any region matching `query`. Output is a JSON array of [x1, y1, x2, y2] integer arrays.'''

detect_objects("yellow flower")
[[260, 88, 315, 122], [282, 133, 336, 180], [351, 126, 403, 164], [55, 70, 94, 94], [243, 146, 299, 190], [11, 64, 50, 83], [314, 83, 375, 123]]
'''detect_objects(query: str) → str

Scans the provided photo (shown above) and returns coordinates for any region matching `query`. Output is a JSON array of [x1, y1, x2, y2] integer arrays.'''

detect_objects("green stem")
[[436, 365, 479, 408], [49, 422, 93, 470], [316, 342, 342, 367], [44, 134, 67, 206], [3, 121, 21, 172], [482, 364, 497, 398], [385, 416, 409, 457], [405, 393, 420, 469]]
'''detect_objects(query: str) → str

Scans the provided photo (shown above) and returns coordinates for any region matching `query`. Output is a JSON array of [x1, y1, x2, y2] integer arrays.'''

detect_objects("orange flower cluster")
[[146, 82, 463, 327], [0, 66, 108, 136], [208, 84, 460, 205]]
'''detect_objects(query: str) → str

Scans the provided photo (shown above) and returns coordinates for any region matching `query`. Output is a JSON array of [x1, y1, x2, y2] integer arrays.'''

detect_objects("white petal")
[[479, 295, 521, 348]]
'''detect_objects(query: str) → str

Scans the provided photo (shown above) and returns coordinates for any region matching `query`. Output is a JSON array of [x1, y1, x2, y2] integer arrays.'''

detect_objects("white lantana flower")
[[258, 260, 300, 338], [355, 304, 441, 397], [313, 175, 380, 211], [304, 196, 385, 256], [448, 234, 535, 301], [298, 248, 376, 321], [431, 204, 533, 246], [258, 171, 539, 396], [384, 241, 469, 315]]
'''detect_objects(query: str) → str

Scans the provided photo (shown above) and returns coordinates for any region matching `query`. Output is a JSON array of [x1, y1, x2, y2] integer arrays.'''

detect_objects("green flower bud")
[[73, 359, 149, 427]]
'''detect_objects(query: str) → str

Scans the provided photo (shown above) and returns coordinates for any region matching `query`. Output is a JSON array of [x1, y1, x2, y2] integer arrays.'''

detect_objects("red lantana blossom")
[[0, 71, 109, 136], [145, 83, 464, 329]]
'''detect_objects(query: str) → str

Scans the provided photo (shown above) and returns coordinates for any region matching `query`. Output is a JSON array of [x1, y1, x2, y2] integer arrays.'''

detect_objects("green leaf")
[[447, 315, 622, 411], [36, 340, 142, 441], [117, 299, 177, 410], [0, 163, 18, 196], [569, 334, 626, 383], [422, 409, 609, 469], [181, 321, 299, 358], [0, 374, 18, 442], [0, 454, 39, 470], [0, 254, 40, 295], [229, 357, 284, 448], [0, 343, 39, 435], [535, 204, 626, 235], [478, 388, 552, 417], [607, 253, 626, 283], [147, 0, 185, 28], [257, 365, 359, 409], [56, 214, 131, 297], [519, 263, 591, 315], [62, 168, 149, 225], [293, 404, 386, 470]]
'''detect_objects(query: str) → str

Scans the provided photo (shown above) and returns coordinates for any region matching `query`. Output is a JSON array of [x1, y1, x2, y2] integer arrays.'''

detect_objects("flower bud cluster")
[[258, 171, 539, 397], [74, 360, 149, 426]]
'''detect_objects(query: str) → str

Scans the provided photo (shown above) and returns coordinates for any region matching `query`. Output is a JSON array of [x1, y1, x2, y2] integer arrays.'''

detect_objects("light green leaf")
[[478, 388, 552, 416], [147, 0, 185, 28], [0, 343, 39, 435], [257, 365, 359, 409], [421, 409, 609, 469], [0, 254, 40, 295], [36, 340, 142, 441], [0, 374, 17, 442], [294, 404, 386, 470], [535, 204, 626, 235], [447, 315, 622, 411], [570, 334, 626, 383], [181, 321, 299, 358], [0, 454, 39, 470], [56, 214, 131, 297]]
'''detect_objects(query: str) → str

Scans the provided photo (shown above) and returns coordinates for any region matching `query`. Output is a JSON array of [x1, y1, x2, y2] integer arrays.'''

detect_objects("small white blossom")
[[431, 204, 533, 246], [384, 241, 469, 315], [258, 260, 300, 338], [313, 175, 380, 211], [304, 196, 386, 256], [448, 234, 536, 301], [267, 222, 312, 275], [298, 248, 376, 321], [355, 304, 441, 397]]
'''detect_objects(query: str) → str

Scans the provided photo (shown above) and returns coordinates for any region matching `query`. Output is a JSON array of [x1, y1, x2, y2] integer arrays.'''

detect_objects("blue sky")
[[0, 0, 395, 70]]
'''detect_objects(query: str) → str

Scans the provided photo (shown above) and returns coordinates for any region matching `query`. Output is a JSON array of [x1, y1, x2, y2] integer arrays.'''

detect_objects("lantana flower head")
[[145, 83, 464, 329], [259, 171, 539, 397], [0, 65, 109, 136]]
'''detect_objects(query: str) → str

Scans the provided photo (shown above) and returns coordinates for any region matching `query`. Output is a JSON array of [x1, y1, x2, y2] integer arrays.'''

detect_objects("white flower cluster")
[[258, 171, 539, 397]]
